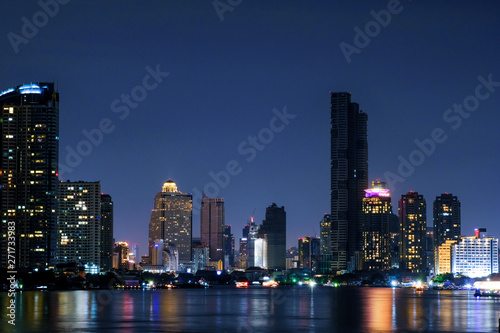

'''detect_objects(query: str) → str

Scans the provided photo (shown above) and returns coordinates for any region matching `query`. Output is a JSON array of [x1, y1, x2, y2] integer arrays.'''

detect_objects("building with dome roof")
[[148, 179, 193, 267]]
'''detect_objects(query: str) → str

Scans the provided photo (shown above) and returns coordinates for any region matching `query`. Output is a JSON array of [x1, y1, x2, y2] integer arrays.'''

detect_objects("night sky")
[[2, 1, 499, 256]]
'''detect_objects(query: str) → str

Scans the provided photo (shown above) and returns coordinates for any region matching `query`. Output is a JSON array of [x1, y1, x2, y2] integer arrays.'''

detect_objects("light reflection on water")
[[1, 287, 500, 332]]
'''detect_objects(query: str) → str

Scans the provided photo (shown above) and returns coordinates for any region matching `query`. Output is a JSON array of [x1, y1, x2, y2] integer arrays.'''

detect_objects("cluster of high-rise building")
[[234, 204, 287, 271], [313, 92, 498, 278], [143, 179, 286, 272], [1, 83, 496, 278], [0, 83, 114, 272]]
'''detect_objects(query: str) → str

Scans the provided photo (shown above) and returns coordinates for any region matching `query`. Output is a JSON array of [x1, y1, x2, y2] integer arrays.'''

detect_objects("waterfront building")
[[100, 194, 114, 271], [58, 181, 101, 271], [259, 203, 286, 270], [452, 228, 499, 278], [0, 83, 59, 269], [435, 240, 457, 275], [330, 92, 368, 272], [399, 191, 427, 273], [148, 179, 192, 266], [362, 180, 392, 271], [200, 197, 225, 263], [433, 193, 461, 272]]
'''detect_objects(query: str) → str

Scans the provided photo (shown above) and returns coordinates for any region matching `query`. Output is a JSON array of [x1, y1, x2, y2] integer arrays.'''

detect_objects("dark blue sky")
[[2, 1, 499, 256]]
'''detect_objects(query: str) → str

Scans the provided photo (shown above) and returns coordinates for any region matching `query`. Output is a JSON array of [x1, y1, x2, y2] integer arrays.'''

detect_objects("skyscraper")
[[259, 203, 286, 270], [433, 193, 461, 272], [362, 180, 392, 271], [100, 193, 114, 271], [399, 191, 427, 273], [58, 181, 101, 270], [149, 179, 192, 265], [200, 196, 225, 263], [1, 83, 59, 269], [330, 92, 368, 272]]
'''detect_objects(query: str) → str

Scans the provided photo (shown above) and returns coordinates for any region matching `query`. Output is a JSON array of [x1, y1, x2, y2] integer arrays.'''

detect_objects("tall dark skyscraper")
[[330, 92, 368, 272], [100, 193, 114, 271], [0, 83, 59, 269], [200, 196, 225, 263], [259, 203, 286, 270], [433, 193, 460, 273], [399, 191, 427, 273]]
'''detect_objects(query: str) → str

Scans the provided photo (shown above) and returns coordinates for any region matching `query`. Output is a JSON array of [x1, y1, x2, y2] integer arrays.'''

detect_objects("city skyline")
[[1, 1, 499, 257]]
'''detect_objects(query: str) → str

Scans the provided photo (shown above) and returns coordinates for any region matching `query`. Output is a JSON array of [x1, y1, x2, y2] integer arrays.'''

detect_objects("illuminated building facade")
[[113, 241, 129, 269], [200, 197, 225, 263], [100, 194, 113, 271], [433, 193, 461, 272], [452, 228, 499, 278], [259, 203, 286, 270], [149, 179, 192, 265], [435, 239, 457, 275], [362, 180, 391, 271], [399, 191, 427, 273], [58, 181, 101, 270], [330, 92, 368, 272], [0, 83, 59, 269]]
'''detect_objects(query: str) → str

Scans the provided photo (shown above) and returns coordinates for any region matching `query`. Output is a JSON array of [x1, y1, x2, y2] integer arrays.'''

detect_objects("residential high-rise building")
[[0, 83, 59, 269], [223, 225, 235, 267], [433, 193, 461, 272], [362, 180, 391, 271], [149, 179, 192, 265], [100, 193, 113, 271], [58, 181, 101, 270], [330, 92, 368, 272], [452, 228, 499, 278], [200, 197, 225, 263], [259, 203, 286, 270], [399, 191, 427, 273]]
